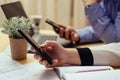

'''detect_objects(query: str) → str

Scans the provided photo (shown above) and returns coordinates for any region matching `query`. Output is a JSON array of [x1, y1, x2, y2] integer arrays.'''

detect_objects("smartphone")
[[18, 29, 53, 65], [45, 19, 60, 33], [45, 19, 70, 39]]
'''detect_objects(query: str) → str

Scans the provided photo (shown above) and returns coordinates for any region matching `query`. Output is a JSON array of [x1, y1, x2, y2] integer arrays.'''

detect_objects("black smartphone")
[[45, 19, 60, 33], [18, 29, 53, 65]]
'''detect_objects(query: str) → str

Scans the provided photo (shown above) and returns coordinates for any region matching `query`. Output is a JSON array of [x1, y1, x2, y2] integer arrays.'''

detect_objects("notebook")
[[62, 70, 120, 80], [1, 1, 73, 47], [54, 66, 113, 78]]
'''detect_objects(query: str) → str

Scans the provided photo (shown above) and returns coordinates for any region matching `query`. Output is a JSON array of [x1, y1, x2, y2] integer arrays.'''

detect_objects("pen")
[[75, 68, 111, 73]]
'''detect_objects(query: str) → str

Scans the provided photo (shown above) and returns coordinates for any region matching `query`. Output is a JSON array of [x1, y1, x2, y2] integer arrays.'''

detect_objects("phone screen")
[[18, 29, 53, 64]]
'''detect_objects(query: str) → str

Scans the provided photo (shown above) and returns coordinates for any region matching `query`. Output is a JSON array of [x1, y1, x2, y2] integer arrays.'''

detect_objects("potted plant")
[[2, 16, 31, 60]]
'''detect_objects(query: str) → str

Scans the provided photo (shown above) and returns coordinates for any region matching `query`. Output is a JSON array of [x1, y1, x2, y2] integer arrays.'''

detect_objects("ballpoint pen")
[[75, 68, 111, 73]]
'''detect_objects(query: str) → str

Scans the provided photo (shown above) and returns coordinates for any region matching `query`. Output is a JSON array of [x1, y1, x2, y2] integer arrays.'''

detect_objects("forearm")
[[90, 43, 120, 66], [63, 43, 120, 66], [85, 2, 106, 25], [76, 43, 120, 66], [65, 48, 94, 66], [76, 26, 100, 43], [85, 1, 120, 43]]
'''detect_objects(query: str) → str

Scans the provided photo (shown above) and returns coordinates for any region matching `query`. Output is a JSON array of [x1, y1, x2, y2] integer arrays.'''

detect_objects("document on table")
[[54, 66, 113, 78], [23, 62, 59, 80], [62, 70, 120, 80], [0, 54, 27, 80], [0, 54, 59, 80]]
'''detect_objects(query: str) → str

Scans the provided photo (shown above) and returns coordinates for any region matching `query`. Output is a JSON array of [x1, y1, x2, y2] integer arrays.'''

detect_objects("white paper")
[[0, 54, 27, 80], [23, 62, 59, 80], [0, 54, 59, 80], [54, 66, 113, 78], [63, 70, 120, 80]]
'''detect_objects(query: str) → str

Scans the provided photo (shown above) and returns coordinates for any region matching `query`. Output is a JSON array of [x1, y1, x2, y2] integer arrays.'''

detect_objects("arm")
[[34, 41, 120, 67], [72, 42, 120, 66], [85, 1, 120, 43], [90, 43, 120, 66], [77, 43, 120, 66]]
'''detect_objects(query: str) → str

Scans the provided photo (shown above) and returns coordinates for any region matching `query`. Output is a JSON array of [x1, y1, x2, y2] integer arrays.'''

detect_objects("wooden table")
[[0, 28, 9, 52]]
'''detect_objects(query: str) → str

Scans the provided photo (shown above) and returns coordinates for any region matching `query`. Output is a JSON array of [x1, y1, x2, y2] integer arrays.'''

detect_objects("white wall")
[[0, 0, 88, 30]]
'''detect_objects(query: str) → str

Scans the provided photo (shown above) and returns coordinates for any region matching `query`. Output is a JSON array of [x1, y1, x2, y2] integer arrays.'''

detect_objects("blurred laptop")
[[1, 1, 73, 47]]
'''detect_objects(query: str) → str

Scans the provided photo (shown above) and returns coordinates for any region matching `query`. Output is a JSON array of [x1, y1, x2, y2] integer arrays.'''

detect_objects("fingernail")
[[43, 61, 48, 65]]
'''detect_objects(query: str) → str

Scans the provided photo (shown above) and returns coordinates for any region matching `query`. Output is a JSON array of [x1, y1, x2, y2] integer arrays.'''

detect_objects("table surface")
[[0, 28, 119, 69]]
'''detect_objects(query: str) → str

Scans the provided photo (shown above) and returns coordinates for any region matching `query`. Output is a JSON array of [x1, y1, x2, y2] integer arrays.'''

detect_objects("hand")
[[33, 41, 81, 68], [53, 24, 80, 42], [82, 0, 101, 6]]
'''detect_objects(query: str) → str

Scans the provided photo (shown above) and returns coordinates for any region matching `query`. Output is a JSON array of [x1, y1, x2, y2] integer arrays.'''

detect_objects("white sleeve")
[[89, 43, 120, 66]]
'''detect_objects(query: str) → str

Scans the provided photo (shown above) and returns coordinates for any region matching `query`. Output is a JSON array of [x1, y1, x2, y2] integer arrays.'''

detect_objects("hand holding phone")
[[45, 19, 60, 33], [18, 29, 53, 65], [45, 19, 73, 40]]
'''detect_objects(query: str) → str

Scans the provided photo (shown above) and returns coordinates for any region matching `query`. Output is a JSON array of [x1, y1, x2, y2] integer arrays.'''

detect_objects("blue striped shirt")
[[77, 1, 120, 43]]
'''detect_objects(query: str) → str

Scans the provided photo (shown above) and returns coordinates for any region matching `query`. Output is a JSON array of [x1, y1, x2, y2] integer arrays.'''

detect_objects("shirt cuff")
[[76, 26, 100, 43], [76, 48, 94, 66]]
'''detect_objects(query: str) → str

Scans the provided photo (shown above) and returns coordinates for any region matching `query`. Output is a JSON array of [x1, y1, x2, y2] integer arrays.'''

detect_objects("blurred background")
[[0, 0, 89, 30]]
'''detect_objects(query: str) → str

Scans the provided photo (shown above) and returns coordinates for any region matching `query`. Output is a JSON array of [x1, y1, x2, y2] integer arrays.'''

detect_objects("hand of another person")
[[82, 0, 101, 6], [33, 41, 81, 68], [53, 24, 80, 42]]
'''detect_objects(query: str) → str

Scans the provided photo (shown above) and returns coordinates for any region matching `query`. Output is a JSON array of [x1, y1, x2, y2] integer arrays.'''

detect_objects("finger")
[[34, 53, 42, 60], [39, 60, 48, 65], [41, 40, 54, 47], [74, 33, 80, 41], [53, 27, 59, 34], [59, 28, 65, 38], [45, 59, 59, 68], [71, 31, 75, 41], [30, 47, 36, 52], [42, 47, 54, 59], [65, 29, 71, 40], [39, 60, 47, 65]]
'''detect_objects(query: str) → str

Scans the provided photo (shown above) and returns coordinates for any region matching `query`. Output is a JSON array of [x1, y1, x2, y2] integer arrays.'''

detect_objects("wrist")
[[65, 48, 81, 65], [84, 0, 101, 7], [85, 2, 96, 7]]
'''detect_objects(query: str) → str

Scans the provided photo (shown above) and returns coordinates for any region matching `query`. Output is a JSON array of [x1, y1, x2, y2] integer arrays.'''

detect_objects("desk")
[[0, 28, 9, 52]]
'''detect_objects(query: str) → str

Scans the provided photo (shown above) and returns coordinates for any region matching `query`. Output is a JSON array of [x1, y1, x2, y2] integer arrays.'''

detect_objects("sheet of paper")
[[0, 54, 30, 80], [63, 70, 120, 80], [23, 62, 59, 80], [54, 66, 113, 78], [0, 54, 59, 80]]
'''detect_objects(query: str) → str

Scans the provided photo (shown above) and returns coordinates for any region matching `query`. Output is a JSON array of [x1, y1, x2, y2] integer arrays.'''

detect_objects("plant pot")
[[9, 38, 27, 60]]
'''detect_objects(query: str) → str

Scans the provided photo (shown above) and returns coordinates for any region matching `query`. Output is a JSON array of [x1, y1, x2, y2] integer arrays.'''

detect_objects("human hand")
[[53, 24, 80, 42], [82, 0, 101, 6], [34, 41, 68, 68], [33, 41, 81, 68]]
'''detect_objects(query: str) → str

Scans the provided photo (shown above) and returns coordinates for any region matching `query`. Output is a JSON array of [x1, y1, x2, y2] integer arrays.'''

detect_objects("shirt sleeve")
[[85, 1, 120, 43], [89, 43, 120, 66], [76, 48, 94, 66], [76, 26, 100, 43], [76, 43, 120, 66]]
